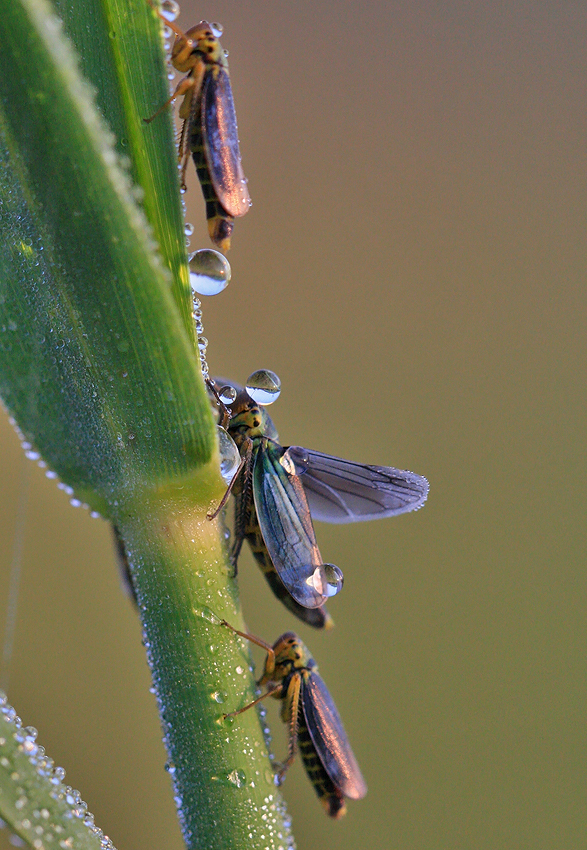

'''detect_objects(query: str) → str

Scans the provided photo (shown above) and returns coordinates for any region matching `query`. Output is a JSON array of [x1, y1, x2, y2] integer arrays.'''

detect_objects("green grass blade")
[[0, 1, 293, 847]]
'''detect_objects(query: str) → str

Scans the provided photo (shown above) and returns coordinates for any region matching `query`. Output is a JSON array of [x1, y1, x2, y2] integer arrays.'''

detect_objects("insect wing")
[[253, 441, 331, 609], [302, 671, 367, 800], [283, 446, 429, 524], [202, 69, 250, 217]]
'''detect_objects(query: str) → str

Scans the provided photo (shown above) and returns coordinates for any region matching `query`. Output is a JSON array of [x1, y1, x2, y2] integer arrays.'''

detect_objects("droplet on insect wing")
[[219, 385, 237, 404], [210, 22, 224, 37], [189, 249, 231, 296], [306, 564, 344, 597], [216, 426, 240, 483], [245, 370, 281, 405]]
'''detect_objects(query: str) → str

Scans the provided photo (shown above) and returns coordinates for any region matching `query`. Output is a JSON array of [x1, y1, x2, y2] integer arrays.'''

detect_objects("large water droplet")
[[217, 426, 240, 484], [189, 249, 231, 296], [306, 564, 344, 597], [218, 385, 237, 405], [210, 22, 224, 37], [246, 370, 281, 405], [323, 563, 344, 596], [160, 0, 180, 22]]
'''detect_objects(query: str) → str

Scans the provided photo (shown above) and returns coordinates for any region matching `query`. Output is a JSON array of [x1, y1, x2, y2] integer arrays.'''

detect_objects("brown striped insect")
[[144, 7, 250, 250], [221, 621, 367, 818]]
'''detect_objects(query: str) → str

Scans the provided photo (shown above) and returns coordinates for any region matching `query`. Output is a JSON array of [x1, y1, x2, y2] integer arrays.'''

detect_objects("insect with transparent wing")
[[220, 620, 368, 818], [210, 379, 429, 628], [144, 6, 250, 251]]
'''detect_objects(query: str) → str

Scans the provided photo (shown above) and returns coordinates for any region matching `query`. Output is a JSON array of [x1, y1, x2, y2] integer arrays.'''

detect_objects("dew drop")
[[305, 564, 344, 597], [218, 384, 237, 405], [188, 249, 231, 296], [210, 22, 224, 37], [192, 604, 221, 624], [227, 768, 246, 788], [184, 222, 194, 236], [245, 370, 281, 405], [211, 691, 227, 704], [324, 563, 344, 596], [216, 426, 240, 484], [160, 0, 180, 22]]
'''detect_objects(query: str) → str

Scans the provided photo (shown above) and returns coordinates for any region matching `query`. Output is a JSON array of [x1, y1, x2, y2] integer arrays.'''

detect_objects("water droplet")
[[52, 766, 66, 782], [246, 370, 281, 405], [192, 604, 221, 624], [210, 22, 224, 37], [184, 222, 194, 236], [188, 249, 231, 296], [160, 0, 180, 22], [323, 563, 344, 596], [305, 564, 344, 597], [216, 426, 240, 484], [227, 769, 246, 788], [218, 384, 237, 405], [211, 691, 227, 704]]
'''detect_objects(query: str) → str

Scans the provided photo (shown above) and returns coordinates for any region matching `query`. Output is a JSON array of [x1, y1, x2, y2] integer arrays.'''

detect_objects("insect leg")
[[144, 0, 195, 67], [207, 436, 252, 521], [143, 75, 197, 124], [218, 619, 276, 670], [222, 682, 282, 719]]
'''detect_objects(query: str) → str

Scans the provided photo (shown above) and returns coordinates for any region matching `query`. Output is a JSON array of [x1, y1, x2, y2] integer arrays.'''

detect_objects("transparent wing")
[[283, 446, 429, 524], [302, 672, 367, 800], [202, 69, 250, 217], [253, 441, 336, 609]]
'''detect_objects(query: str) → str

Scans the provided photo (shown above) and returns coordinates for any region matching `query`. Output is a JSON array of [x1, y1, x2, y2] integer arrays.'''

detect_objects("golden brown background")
[[1, 1, 585, 848]]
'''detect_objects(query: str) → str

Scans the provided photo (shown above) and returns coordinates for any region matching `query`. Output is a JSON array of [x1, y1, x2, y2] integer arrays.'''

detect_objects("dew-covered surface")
[[0, 693, 116, 850], [117, 508, 295, 850]]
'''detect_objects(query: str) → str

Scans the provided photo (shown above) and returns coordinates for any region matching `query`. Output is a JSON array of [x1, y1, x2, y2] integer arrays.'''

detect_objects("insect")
[[220, 620, 368, 818], [210, 380, 429, 629], [144, 6, 250, 251]]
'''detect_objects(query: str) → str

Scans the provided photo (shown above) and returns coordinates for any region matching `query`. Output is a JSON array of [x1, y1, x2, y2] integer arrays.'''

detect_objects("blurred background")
[[1, 0, 585, 848]]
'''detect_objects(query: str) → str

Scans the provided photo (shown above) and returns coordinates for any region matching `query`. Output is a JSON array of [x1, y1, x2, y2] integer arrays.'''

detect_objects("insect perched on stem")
[[209, 378, 429, 629], [220, 620, 368, 818], [144, 5, 250, 251]]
